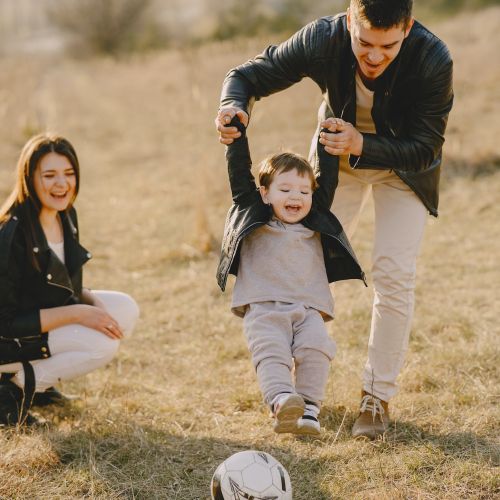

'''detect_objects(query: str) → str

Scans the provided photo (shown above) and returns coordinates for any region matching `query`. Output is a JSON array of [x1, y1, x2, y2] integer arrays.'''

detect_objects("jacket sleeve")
[[220, 18, 331, 115], [312, 128, 339, 209], [350, 47, 454, 173], [0, 228, 42, 339], [225, 118, 259, 205]]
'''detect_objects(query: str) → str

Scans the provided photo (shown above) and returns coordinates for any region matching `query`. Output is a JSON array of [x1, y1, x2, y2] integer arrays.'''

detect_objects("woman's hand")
[[74, 304, 124, 339], [40, 303, 124, 340]]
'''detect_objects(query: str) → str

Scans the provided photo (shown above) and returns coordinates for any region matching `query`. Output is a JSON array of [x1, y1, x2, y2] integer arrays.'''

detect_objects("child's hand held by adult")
[[215, 107, 249, 144], [319, 118, 363, 156]]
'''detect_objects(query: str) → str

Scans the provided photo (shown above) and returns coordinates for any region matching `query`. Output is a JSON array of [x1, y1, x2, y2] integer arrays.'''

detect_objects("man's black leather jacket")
[[220, 13, 454, 216], [216, 120, 365, 291]]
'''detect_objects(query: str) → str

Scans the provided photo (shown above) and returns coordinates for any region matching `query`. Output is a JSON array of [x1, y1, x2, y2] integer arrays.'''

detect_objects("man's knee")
[[372, 256, 417, 294]]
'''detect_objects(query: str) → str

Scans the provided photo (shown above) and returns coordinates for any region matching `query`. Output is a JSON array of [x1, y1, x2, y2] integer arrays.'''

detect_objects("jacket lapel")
[[32, 210, 91, 294], [60, 210, 91, 277]]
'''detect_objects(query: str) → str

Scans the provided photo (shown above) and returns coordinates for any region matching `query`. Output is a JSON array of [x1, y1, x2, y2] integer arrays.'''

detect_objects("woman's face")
[[33, 152, 77, 215]]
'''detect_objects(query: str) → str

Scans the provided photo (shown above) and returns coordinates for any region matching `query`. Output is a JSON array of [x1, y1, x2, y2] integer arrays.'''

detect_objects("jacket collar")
[[28, 207, 91, 289], [60, 209, 91, 276]]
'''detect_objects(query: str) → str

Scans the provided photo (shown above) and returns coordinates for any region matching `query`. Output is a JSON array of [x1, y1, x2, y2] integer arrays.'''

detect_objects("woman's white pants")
[[0, 291, 139, 392]]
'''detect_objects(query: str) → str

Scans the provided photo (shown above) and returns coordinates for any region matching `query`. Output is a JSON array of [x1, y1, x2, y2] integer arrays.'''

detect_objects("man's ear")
[[259, 185, 269, 204], [404, 17, 415, 38], [346, 7, 351, 32]]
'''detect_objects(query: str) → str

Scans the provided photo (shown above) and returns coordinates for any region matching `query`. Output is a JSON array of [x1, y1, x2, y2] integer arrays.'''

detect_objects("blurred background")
[[0, 0, 498, 257], [0, 0, 498, 55]]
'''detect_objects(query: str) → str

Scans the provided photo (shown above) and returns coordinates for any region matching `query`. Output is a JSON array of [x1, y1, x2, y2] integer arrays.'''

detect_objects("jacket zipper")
[[339, 61, 357, 120], [340, 99, 350, 120], [47, 281, 73, 294]]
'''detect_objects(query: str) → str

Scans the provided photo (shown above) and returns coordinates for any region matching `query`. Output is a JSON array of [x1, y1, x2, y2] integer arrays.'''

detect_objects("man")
[[215, 0, 453, 439]]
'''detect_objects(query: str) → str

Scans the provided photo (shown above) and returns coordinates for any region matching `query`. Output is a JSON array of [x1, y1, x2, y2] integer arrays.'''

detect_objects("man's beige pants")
[[332, 163, 428, 402]]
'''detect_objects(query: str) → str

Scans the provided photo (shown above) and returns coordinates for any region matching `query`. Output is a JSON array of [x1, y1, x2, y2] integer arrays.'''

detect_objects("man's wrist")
[[352, 130, 364, 156]]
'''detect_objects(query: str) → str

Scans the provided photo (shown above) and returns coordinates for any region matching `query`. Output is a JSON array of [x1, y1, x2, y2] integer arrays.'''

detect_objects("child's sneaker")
[[295, 402, 321, 436], [272, 393, 304, 434]]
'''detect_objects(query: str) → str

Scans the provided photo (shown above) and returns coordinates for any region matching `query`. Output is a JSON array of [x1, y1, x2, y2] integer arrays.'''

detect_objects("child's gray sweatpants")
[[243, 301, 337, 407]]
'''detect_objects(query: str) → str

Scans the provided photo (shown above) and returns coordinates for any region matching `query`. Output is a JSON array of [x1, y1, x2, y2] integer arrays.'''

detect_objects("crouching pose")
[[0, 133, 139, 425], [217, 119, 365, 435]]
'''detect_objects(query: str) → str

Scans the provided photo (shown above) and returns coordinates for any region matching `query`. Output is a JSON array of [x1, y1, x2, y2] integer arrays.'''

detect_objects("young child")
[[217, 118, 365, 435]]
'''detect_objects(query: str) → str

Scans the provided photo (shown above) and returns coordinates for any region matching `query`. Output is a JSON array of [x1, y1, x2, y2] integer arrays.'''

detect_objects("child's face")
[[260, 168, 313, 224]]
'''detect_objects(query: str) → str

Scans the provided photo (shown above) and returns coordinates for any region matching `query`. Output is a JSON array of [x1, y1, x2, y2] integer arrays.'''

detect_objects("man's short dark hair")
[[350, 0, 413, 29]]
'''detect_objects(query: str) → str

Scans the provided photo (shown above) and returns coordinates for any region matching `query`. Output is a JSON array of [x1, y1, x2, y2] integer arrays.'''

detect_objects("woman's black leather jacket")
[[0, 204, 91, 362], [220, 13, 454, 216], [216, 120, 365, 291]]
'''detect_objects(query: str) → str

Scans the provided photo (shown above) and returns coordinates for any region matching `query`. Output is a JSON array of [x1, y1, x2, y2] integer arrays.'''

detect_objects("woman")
[[0, 133, 139, 425]]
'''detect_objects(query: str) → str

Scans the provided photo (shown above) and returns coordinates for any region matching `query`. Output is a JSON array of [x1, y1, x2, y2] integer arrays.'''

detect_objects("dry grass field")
[[0, 6, 499, 499]]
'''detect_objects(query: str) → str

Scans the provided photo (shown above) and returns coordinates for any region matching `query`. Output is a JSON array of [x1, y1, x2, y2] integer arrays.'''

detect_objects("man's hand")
[[215, 107, 249, 144], [319, 118, 363, 156]]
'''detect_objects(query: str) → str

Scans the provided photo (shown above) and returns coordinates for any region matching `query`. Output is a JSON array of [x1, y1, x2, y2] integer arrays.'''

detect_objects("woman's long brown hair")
[[0, 133, 80, 269]]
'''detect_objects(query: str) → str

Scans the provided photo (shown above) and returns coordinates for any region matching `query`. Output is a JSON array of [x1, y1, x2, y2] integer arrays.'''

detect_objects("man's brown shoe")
[[352, 391, 390, 439]]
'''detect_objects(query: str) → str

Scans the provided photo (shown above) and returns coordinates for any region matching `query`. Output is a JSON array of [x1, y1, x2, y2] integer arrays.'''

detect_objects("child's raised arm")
[[312, 126, 339, 210], [225, 117, 258, 205]]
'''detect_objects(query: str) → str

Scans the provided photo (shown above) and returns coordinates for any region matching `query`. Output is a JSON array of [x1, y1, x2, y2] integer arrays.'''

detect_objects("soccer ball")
[[210, 450, 292, 499]]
